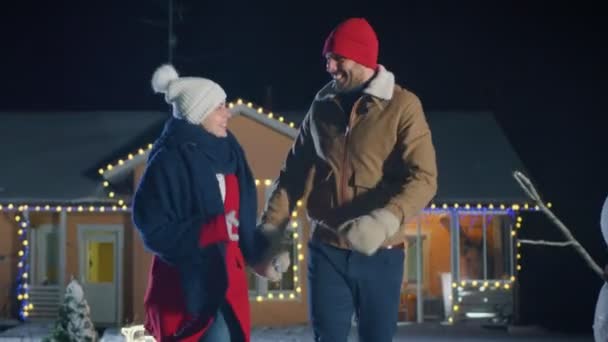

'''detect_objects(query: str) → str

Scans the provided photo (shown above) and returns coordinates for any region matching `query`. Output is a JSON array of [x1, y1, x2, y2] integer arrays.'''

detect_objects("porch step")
[[27, 285, 61, 320]]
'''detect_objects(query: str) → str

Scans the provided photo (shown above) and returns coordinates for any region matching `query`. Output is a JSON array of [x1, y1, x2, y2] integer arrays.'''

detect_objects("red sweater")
[[144, 174, 250, 341]]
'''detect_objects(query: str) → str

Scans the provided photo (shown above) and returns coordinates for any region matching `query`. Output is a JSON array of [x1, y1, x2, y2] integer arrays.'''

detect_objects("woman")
[[132, 65, 289, 342]]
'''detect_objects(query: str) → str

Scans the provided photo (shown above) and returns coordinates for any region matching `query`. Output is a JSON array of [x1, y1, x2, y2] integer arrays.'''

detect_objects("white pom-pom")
[[151, 64, 179, 94]]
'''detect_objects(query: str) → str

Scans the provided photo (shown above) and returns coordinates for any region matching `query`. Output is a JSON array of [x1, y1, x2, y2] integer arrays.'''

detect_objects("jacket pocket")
[[352, 171, 378, 197], [349, 171, 395, 217], [306, 164, 336, 220]]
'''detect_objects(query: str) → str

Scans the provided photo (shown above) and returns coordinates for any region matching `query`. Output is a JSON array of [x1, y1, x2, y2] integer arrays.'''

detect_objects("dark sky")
[[2, 0, 607, 332]]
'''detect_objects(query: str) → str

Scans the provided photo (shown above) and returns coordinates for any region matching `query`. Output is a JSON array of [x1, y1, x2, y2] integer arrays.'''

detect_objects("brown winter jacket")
[[261, 66, 438, 249]]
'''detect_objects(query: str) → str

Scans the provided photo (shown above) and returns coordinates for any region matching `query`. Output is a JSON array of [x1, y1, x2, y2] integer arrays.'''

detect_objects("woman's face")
[[202, 102, 231, 137]]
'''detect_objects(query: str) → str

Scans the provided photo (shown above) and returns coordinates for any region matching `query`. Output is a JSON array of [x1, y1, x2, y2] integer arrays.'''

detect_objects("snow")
[[0, 322, 52, 341], [0, 322, 594, 342], [594, 283, 608, 342]]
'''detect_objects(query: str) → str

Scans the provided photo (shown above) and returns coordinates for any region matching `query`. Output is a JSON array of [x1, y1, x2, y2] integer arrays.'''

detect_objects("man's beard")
[[333, 78, 365, 94]]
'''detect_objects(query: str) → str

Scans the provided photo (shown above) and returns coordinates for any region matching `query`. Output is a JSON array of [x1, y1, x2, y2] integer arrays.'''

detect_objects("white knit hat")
[[151, 64, 227, 125]]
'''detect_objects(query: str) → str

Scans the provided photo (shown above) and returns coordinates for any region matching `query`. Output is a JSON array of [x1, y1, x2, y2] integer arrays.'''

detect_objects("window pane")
[[457, 213, 514, 281], [486, 215, 513, 280], [86, 241, 114, 283], [458, 214, 484, 280]]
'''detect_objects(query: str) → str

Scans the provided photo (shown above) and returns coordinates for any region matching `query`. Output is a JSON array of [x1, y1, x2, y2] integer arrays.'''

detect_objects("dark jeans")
[[308, 241, 405, 342], [199, 301, 244, 342]]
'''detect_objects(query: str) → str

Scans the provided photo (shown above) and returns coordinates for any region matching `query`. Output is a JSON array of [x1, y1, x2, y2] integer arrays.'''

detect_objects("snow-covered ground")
[[0, 322, 594, 342], [251, 323, 594, 342], [0, 321, 52, 342]]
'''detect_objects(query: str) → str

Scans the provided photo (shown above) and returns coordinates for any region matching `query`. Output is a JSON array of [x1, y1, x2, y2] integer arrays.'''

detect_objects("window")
[[457, 213, 514, 281]]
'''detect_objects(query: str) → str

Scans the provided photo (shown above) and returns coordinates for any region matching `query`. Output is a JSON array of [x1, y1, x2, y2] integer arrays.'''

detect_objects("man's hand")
[[338, 208, 400, 256], [253, 251, 291, 282], [252, 223, 292, 281]]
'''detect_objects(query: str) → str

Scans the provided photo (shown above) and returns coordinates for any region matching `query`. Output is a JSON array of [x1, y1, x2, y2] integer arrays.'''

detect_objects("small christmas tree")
[[44, 278, 98, 342]]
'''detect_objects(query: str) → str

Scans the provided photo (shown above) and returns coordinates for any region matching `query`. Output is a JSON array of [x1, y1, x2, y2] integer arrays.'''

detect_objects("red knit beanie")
[[322, 18, 379, 70]]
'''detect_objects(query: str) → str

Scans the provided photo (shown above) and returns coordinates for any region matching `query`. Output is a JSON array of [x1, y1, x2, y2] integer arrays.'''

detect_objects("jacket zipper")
[[339, 98, 361, 206]]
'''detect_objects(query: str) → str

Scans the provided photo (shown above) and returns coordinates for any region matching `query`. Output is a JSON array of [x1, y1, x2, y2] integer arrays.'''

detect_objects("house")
[[0, 101, 536, 328]]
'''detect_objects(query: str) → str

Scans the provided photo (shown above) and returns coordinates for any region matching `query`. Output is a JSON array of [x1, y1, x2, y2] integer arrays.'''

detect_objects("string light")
[[15, 210, 30, 320], [0, 200, 539, 305], [3, 91, 548, 308], [422, 203, 542, 212], [90, 99, 299, 206], [0, 205, 134, 213]]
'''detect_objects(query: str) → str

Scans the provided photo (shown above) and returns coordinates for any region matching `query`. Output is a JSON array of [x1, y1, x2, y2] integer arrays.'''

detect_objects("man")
[[260, 18, 438, 341]]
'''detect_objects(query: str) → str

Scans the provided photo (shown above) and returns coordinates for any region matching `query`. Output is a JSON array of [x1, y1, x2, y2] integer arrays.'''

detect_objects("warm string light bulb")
[[15, 210, 31, 320]]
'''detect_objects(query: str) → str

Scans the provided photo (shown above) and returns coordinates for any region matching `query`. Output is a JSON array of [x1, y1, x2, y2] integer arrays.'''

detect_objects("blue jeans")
[[308, 241, 405, 342], [199, 302, 244, 342]]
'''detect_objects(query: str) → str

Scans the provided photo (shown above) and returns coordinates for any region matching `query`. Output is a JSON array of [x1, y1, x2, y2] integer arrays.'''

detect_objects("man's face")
[[325, 53, 371, 93]]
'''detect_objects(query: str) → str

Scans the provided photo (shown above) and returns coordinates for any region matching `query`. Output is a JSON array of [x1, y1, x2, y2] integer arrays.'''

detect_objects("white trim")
[[59, 212, 67, 291], [77, 224, 124, 325]]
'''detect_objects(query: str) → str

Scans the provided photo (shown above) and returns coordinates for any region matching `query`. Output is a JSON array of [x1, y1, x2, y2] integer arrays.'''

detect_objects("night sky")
[[2, 0, 607, 332]]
